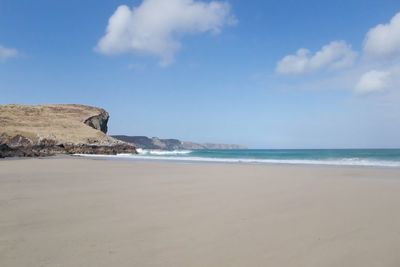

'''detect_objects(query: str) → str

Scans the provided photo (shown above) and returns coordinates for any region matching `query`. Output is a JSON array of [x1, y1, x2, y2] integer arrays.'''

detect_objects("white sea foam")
[[136, 148, 193, 155], [74, 154, 400, 168]]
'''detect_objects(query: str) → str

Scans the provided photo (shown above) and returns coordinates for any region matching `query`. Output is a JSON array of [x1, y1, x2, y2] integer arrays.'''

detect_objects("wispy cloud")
[[96, 0, 236, 66], [355, 70, 391, 94], [0, 45, 19, 62]]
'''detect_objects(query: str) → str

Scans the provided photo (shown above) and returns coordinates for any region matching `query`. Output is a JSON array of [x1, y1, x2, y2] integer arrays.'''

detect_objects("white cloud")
[[96, 0, 236, 66], [364, 12, 400, 58], [276, 41, 357, 75], [274, 11, 400, 96], [0, 45, 18, 61], [355, 12, 400, 94], [355, 70, 391, 94]]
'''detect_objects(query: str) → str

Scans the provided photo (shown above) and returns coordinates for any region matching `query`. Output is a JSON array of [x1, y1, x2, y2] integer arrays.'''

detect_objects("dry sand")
[[1, 157, 400, 267]]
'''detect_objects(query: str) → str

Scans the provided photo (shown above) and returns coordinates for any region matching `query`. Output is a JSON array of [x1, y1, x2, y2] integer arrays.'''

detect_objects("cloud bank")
[[96, 0, 236, 66], [0, 45, 18, 61]]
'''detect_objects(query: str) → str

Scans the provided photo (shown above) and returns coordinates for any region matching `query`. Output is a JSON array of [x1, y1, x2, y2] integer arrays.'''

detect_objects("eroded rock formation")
[[84, 109, 109, 133]]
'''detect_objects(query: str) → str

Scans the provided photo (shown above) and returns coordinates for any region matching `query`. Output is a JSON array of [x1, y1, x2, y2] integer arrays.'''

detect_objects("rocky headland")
[[113, 135, 246, 150], [0, 104, 136, 158]]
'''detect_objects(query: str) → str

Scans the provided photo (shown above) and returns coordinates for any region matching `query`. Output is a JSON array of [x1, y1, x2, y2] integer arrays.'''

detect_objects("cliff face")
[[113, 135, 246, 150], [0, 104, 136, 158], [84, 110, 109, 134]]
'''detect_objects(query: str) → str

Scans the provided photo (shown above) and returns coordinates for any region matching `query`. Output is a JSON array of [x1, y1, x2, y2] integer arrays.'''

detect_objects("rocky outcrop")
[[8, 135, 34, 147], [0, 143, 136, 158], [112, 135, 246, 150], [0, 104, 136, 158], [84, 109, 109, 133]]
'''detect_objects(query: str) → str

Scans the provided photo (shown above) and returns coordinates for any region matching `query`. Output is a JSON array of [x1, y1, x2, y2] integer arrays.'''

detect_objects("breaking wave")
[[75, 153, 400, 168], [136, 148, 193, 156]]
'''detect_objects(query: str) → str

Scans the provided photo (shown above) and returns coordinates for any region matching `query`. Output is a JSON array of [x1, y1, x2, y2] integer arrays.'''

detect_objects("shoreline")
[[2, 154, 400, 170], [73, 153, 400, 169]]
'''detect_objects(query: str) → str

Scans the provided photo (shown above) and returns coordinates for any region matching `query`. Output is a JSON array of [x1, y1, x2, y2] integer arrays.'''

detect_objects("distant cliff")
[[112, 135, 246, 150], [0, 104, 136, 157]]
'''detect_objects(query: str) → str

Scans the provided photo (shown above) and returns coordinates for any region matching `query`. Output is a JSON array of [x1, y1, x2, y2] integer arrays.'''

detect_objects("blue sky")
[[1, 0, 400, 148]]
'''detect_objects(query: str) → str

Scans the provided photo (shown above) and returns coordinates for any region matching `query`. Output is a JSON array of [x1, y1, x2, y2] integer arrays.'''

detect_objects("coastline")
[[74, 152, 400, 168], [3, 153, 400, 169], [1, 157, 400, 266]]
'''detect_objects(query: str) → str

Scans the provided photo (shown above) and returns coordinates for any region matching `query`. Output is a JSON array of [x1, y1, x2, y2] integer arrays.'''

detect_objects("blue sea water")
[[79, 149, 400, 167]]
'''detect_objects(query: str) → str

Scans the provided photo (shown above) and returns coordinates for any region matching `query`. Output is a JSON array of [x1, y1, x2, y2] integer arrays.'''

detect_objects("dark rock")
[[39, 138, 58, 147], [63, 143, 136, 155], [84, 109, 109, 134], [8, 135, 33, 148], [0, 143, 136, 158]]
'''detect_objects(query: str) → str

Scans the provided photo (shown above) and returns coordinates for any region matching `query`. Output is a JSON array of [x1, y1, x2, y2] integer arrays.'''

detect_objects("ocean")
[[78, 149, 400, 168]]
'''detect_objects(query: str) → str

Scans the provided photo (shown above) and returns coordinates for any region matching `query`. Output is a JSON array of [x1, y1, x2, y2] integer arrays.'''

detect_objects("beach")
[[1, 157, 400, 267]]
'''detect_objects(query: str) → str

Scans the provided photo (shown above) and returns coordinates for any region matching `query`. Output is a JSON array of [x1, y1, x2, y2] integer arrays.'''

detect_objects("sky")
[[1, 0, 400, 148]]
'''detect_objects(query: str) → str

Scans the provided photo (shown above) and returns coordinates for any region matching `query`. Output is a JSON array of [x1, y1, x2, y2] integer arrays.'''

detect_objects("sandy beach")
[[1, 157, 400, 267]]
